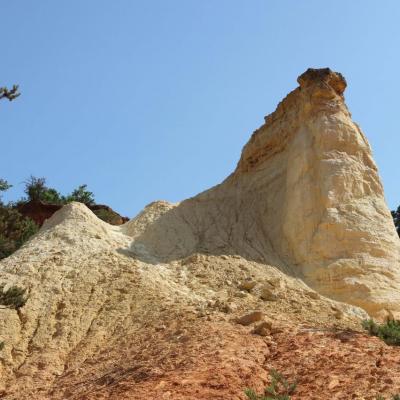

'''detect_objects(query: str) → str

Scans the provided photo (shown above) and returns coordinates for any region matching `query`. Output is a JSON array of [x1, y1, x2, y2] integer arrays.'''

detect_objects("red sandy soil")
[[48, 319, 400, 400]]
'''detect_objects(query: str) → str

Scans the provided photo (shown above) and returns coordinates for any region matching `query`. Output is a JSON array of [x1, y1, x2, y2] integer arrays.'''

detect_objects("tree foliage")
[[362, 318, 400, 346], [0, 85, 20, 102], [0, 206, 38, 260], [0, 179, 12, 205], [392, 206, 400, 238], [24, 176, 60, 203], [23, 176, 95, 205], [65, 184, 95, 205], [0, 179, 12, 195]]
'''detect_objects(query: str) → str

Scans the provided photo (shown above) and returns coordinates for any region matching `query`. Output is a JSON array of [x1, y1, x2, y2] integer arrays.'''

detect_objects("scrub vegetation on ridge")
[[0, 176, 112, 260]]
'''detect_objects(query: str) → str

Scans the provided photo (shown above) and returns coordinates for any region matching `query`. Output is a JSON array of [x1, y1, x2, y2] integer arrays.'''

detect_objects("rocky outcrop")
[[124, 68, 400, 317], [16, 201, 62, 226]]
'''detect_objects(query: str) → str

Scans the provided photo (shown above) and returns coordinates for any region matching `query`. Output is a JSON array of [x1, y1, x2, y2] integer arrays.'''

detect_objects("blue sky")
[[1, 1, 399, 217]]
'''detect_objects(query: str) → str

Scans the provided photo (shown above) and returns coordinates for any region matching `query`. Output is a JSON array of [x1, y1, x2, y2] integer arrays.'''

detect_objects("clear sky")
[[1, 1, 399, 217]]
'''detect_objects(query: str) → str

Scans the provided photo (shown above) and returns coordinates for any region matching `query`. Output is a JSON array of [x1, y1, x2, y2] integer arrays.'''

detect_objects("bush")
[[0, 206, 38, 259], [392, 206, 400, 238], [0, 285, 26, 309], [0, 180, 38, 260], [0, 85, 20, 101], [245, 369, 296, 400], [23, 176, 64, 204], [23, 177, 95, 206], [0, 179, 12, 199], [65, 184, 95, 205], [362, 319, 400, 346]]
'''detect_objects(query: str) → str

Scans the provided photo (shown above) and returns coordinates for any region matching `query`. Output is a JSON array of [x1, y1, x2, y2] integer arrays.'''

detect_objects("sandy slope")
[[0, 202, 368, 399]]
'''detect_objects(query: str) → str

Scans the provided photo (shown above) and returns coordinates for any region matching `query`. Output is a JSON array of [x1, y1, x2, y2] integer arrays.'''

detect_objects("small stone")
[[239, 280, 257, 291], [155, 325, 166, 331], [307, 291, 320, 300], [331, 306, 344, 319], [334, 310, 344, 319], [236, 311, 264, 326], [328, 377, 340, 389], [270, 326, 284, 334], [260, 286, 278, 301], [267, 277, 283, 289], [239, 264, 249, 271], [252, 321, 272, 336], [213, 299, 235, 313]]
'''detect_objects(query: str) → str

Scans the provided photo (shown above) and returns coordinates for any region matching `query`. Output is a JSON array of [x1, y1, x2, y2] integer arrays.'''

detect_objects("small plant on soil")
[[244, 369, 296, 400], [376, 395, 400, 400], [0, 285, 27, 309], [362, 319, 400, 346], [0, 341, 4, 351]]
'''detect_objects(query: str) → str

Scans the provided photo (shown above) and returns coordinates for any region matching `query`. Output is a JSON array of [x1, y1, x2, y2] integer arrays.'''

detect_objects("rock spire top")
[[297, 67, 347, 96]]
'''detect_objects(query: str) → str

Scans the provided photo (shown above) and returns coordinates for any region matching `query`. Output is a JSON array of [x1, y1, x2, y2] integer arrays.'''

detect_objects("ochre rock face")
[[236, 67, 400, 316], [124, 68, 400, 317], [16, 201, 63, 226]]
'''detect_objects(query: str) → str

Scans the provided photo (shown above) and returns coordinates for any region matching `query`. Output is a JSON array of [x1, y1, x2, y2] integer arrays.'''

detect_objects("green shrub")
[[0, 206, 38, 259], [0, 179, 12, 199], [0, 285, 27, 309], [392, 206, 400, 238], [23, 177, 95, 206], [0, 341, 4, 351], [376, 395, 400, 400], [65, 184, 95, 205], [362, 319, 400, 346], [245, 369, 296, 400], [23, 176, 64, 204], [0, 85, 20, 101]]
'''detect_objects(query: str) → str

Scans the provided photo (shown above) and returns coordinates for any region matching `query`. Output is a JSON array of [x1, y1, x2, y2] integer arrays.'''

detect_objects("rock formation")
[[1, 68, 400, 399], [125, 68, 400, 318]]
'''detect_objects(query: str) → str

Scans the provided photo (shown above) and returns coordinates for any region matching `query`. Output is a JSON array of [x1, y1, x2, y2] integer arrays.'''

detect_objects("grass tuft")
[[244, 369, 296, 400], [362, 319, 400, 346], [0, 285, 27, 309]]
